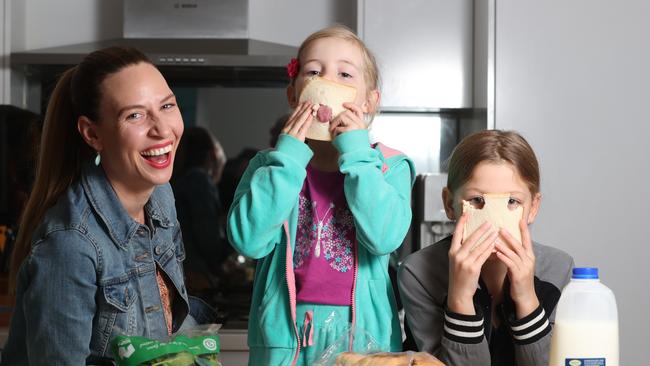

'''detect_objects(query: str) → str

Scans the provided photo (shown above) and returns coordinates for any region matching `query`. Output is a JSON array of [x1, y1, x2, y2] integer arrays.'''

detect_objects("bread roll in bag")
[[334, 351, 445, 366], [462, 193, 523, 245], [298, 77, 357, 141]]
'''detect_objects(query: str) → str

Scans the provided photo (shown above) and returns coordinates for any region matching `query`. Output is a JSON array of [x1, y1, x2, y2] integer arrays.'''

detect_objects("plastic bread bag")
[[111, 324, 222, 366], [330, 351, 446, 366], [313, 311, 383, 366]]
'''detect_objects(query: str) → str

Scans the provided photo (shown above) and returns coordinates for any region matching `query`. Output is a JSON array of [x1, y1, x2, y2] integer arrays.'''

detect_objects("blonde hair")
[[9, 47, 151, 293], [296, 25, 381, 114]]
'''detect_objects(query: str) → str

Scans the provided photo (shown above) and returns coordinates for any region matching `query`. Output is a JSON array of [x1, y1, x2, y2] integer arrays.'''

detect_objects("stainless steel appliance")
[[11, 0, 297, 89], [412, 173, 455, 252], [124, 0, 249, 39]]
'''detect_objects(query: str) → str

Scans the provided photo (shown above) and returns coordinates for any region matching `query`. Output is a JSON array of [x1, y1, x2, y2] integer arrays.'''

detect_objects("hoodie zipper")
[[283, 221, 302, 366], [348, 241, 359, 352]]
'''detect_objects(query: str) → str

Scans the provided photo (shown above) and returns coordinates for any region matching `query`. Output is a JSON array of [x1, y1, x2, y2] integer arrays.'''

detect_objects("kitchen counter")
[[218, 328, 249, 364]]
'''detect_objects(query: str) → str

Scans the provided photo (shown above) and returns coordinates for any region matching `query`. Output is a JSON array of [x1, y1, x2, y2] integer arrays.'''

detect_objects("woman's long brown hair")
[[9, 47, 151, 293]]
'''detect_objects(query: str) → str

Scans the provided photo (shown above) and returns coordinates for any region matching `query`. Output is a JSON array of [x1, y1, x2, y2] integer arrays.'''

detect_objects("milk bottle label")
[[565, 358, 605, 366]]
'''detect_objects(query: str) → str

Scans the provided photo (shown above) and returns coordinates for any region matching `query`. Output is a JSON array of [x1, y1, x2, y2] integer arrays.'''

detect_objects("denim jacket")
[[2, 164, 213, 365]]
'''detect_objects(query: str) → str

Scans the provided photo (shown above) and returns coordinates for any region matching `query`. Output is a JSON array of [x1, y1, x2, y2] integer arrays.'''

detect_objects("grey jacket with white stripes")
[[398, 236, 574, 366]]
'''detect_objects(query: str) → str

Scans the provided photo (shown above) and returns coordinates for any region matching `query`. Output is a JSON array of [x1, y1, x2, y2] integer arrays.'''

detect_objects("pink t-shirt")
[[294, 165, 356, 305]]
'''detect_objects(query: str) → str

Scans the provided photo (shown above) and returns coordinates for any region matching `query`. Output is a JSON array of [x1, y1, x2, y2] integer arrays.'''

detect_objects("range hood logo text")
[[173, 3, 198, 9]]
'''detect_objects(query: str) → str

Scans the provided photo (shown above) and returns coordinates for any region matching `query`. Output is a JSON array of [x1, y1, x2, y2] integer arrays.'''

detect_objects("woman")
[[3, 46, 214, 365]]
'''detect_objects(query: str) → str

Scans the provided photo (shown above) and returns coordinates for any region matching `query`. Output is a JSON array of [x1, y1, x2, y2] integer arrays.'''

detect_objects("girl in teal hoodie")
[[227, 25, 416, 366]]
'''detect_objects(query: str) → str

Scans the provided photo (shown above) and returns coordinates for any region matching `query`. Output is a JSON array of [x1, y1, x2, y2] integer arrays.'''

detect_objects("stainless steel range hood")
[[11, 0, 297, 86], [10, 38, 296, 69]]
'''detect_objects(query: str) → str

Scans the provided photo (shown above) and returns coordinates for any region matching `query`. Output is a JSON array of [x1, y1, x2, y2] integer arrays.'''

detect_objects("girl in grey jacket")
[[398, 130, 574, 366]]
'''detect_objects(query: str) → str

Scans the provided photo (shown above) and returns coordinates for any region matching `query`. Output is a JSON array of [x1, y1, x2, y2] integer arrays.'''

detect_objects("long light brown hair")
[[9, 47, 152, 292], [446, 130, 541, 196]]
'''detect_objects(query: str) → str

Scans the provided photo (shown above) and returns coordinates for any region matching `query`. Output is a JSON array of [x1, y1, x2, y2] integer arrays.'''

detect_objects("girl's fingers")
[[287, 101, 305, 121], [330, 112, 354, 131], [330, 109, 365, 135], [450, 212, 470, 252], [329, 115, 345, 132], [519, 218, 534, 256], [475, 237, 497, 266], [342, 102, 364, 119], [495, 250, 517, 272], [282, 104, 305, 134], [502, 228, 531, 263], [467, 230, 498, 260], [494, 241, 521, 271], [459, 221, 493, 256], [499, 228, 524, 256], [292, 101, 311, 119], [296, 113, 313, 138], [287, 103, 314, 135]]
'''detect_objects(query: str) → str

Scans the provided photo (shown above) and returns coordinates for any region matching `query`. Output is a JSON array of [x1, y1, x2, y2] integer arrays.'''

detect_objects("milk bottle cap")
[[572, 267, 599, 279]]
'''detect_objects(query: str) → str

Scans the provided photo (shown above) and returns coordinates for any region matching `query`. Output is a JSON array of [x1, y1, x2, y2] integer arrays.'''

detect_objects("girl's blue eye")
[[340, 72, 352, 78], [307, 70, 320, 76]]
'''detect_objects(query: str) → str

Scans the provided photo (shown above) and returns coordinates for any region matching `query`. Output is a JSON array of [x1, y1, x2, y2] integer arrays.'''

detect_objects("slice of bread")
[[462, 193, 523, 246], [333, 351, 446, 366], [298, 77, 357, 141]]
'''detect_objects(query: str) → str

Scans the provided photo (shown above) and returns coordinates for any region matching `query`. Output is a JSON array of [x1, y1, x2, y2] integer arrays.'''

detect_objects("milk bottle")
[[549, 267, 619, 366]]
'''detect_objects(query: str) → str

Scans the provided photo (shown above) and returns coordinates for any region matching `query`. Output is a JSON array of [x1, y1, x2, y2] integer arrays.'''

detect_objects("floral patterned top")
[[156, 267, 174, 335], [294, 165, 356, 305]]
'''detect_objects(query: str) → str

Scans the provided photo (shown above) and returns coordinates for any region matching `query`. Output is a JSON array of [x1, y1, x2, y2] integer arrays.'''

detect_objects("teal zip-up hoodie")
[[227, 130, 416, 364]]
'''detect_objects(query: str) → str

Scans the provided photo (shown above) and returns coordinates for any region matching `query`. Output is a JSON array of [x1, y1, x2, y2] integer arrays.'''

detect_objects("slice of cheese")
[[462, 193, 523, 246], [298, 77, 357, 141]]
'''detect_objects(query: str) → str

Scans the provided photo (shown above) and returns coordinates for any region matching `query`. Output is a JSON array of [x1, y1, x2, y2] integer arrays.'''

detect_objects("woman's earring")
[[94, 152, 101, 166]]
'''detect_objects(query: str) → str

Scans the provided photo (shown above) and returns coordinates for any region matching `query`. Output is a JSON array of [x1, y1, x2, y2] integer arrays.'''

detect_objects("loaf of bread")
[[333, 352, 367, 366], [462, 193, 523, 245], [298, 76, 357, 141], [334, 351, 445, 366]]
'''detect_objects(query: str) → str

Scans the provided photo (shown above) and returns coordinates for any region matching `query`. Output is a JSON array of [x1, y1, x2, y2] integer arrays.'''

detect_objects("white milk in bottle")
[[549, 267, 619, 366]]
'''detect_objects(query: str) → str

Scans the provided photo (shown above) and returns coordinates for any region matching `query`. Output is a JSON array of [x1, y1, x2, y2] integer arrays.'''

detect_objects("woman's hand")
[[447, 213, 498, 315], [494, 218, 540, 319], [281, 101, 314, 142], [329, 102, 366, 137]]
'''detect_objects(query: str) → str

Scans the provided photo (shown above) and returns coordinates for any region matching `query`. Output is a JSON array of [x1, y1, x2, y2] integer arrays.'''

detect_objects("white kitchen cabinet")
[[359, 0, 474, 110]]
